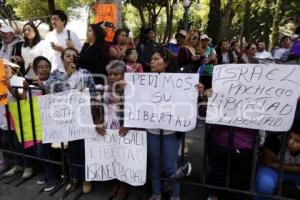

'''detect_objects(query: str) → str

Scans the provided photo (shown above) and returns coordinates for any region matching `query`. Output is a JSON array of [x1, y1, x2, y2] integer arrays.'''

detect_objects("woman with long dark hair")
[[109, 28, 134, 61], [79, 23, 108, 85], [11, 22, 44, 77]]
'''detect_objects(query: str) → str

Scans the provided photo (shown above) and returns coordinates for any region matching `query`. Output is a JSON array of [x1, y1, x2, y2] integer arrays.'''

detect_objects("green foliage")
[[6, 0, 89, 21]]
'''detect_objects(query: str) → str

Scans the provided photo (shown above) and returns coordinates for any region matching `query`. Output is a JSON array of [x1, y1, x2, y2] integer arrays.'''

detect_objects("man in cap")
[[199, 34, 217, 89], [273, 31, 293, 61], [165, 30, 187, 58], [0, 59, 36, 179], [0, 25, 21, 60]]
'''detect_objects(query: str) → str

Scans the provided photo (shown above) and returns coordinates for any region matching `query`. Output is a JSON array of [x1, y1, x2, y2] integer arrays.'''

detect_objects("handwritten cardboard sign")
[[94, 3, 117, 42], [124, 73, 199, 132], [0, 59, 8, 105], [85, 129, 147, 186], [8, 97, 42, 148], [38, 90, 96, 143], [206, 64, 300, 131]]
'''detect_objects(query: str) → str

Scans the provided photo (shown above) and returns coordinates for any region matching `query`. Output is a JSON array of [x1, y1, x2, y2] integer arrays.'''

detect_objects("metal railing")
[[0, 86, 299, 200]]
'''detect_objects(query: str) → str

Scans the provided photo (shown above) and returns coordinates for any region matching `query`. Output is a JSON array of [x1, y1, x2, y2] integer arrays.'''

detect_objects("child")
[[255, 122, 300, 199], [125, 48, 143, 72]]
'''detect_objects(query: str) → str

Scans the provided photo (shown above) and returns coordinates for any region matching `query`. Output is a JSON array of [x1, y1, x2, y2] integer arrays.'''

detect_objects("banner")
[[124, 73, 199, 132], [85, 130, 147, 186], [9, 97, 43, 148], [206, 64, 300, 131], [0, 59, 8, 105], [38, 90, 96, 143]]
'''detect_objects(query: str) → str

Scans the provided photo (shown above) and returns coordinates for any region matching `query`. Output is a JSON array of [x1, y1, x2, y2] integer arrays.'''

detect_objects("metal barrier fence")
[[0, 86, 299, 200]]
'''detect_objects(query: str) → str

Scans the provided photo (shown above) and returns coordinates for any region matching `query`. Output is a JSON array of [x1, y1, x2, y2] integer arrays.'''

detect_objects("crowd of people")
[[0, 9, 300, 200]]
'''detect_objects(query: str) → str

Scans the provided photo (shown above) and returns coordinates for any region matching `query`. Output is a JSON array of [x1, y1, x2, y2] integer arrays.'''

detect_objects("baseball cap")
[[0, 25, 15, 33], [2, 59, 20, 69], [200, 34, 211, 41], [176, 30, 187, 37]]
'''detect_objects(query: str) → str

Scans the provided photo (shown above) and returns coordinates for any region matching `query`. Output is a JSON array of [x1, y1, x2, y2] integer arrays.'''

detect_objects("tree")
[[270, 0, 282, 48], [6, 0, 84, 22], [206, 0, 222, 44]]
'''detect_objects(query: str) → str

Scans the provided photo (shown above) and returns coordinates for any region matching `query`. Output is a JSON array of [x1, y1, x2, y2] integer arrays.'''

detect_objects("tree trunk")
[[242, 0, 252, 41], [48, 0, 55, 15], [47, 0, 55, 30], [206, 0, 222, 45], [163, 0, 173, 44], [270, 0, 283, 49], [137, 6, 146, 27], [219, 0, 233, 40]]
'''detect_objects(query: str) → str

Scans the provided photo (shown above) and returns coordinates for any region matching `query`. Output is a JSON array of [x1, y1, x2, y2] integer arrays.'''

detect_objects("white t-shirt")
[[256, 50, 273, 59], [21, 40, 45, 77], [44, 29, 82, 73]]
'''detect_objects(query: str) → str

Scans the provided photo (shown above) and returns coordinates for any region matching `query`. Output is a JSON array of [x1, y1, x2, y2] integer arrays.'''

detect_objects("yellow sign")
[[9, 97, 42, 146], [0, 59, 8, 105]]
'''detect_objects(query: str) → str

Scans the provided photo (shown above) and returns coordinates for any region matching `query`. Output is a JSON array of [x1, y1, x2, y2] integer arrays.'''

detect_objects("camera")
[[104, 22, 114, 28], [25, 77, 38, 86], [73, 56, 80, 69]]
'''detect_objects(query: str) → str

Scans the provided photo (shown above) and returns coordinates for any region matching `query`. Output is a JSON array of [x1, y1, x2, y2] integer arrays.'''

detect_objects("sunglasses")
[[251, 48, 257, 50], [192, 36, 200, 41]]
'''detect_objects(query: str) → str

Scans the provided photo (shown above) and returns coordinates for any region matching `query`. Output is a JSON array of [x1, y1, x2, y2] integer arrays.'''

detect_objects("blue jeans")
[[147, 132, 181, 198], [255, 165, 300, 199]]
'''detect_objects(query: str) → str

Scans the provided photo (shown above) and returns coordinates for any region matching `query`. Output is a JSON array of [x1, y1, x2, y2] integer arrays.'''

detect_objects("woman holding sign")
[[91, 60, 129, 200], [147, 49, 204, 200], [48, 47, 96, 194]]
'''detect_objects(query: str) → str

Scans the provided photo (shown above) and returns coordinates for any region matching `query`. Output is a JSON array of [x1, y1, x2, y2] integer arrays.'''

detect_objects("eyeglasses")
[[192, 36, 200, 41], [251, 48, 257, 51]]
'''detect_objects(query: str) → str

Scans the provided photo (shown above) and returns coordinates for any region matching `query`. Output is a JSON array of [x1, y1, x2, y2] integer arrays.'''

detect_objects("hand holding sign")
[[206, 64, 300, 131]]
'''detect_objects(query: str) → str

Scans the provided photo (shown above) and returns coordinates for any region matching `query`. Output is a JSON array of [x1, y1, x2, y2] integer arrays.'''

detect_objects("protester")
[[0, 59, 35, 179], [22, 56, 61, 191], [109, 29, 134, 61], [216, 39, 237, 64], [136, 27, 160, 72], [44, 10, 82, 72], [91, 60, 130, 200], [147, 48, 204, 200], [0, 25, 23, 73], [79, 24, 108, 85], [239, 43, 259, 63], [16, 22, 45, 78], [48, 47, 95, 193], [177, 29, 202, 73], [125, 48, 143, 72], [255, 41, 273, 60], [199, 88, 258, 200], [255, 122, 300, 200], [165, 30, 187, 58], [273, 33, 293, 61]]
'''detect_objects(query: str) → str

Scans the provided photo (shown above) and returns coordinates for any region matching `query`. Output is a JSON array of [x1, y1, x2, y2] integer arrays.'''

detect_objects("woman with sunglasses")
[[177, 29, 203, 73], [239, 43, 259, 64]]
